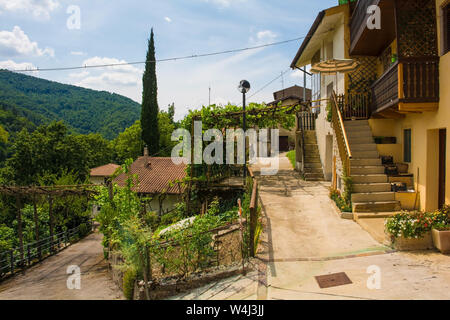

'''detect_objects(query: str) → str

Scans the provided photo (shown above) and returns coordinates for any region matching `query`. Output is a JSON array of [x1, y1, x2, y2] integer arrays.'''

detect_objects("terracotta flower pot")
[[432, 228, 450, 254]]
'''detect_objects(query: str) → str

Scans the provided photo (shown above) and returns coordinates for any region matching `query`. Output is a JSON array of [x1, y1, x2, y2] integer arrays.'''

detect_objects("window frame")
[[404, 129, 412, 163]]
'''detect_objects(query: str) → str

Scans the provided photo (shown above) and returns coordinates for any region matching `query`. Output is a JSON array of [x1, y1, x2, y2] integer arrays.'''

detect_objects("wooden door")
[[439, 129, 446, 209]]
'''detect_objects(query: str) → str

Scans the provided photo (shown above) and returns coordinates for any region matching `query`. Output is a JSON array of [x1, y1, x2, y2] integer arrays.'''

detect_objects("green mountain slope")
[[0, 70, 141, 139]]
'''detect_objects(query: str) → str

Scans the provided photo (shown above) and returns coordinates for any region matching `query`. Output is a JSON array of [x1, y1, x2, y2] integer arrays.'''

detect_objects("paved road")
[[171, 154, 450, 300], [0, 231, 123, 300]]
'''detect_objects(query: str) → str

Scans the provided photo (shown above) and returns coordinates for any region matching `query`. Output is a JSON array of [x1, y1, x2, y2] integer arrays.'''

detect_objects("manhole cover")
[[315, 272, 352, 289]]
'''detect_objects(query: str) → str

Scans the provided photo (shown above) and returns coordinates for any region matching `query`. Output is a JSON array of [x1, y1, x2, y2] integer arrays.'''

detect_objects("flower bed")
[[386, 207, 450, 251]]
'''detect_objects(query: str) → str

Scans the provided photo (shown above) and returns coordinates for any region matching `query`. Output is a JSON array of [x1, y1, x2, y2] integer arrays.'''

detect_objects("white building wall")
[[314, 17, 346, 181]]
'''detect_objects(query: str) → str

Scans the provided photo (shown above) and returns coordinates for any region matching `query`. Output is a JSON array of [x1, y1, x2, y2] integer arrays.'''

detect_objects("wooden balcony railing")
[[371, 57, 439, 114], [371, 61, 399, 113], [401, 57, 439, 103], [337, 93, 370, 120], [298, 111, 316, 131], [331, 92, 352, 177]]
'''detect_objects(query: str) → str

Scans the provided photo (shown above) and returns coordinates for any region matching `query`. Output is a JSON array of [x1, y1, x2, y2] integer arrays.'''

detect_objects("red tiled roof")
[[113, 157, 187, 195], [90, 164, 121, 177]]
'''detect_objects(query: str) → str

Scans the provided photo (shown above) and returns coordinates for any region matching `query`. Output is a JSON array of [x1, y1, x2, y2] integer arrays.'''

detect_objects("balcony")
[[350, 0, 396, 55], [371, 57, 439, 115]]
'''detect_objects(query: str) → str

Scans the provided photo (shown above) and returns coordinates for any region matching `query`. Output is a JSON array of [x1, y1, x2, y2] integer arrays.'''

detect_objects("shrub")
[[286, 150, 296, 169], [123, 267, 137, 300], [330, 189, 352, 213]]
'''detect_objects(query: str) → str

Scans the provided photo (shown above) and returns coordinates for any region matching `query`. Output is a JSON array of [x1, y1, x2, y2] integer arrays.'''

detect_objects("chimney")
[[144, 145, 149, 157]]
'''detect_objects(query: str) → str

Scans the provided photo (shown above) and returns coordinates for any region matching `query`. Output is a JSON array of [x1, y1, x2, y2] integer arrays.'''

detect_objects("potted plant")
[[431, 206, 450, 254], [385, 211, 434, 250]]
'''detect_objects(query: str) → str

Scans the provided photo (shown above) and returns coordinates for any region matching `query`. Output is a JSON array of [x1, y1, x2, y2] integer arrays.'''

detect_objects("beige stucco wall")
[[366, 0, 450, 211], [90, 176, 106, 185], [148, 194, 182, 215]]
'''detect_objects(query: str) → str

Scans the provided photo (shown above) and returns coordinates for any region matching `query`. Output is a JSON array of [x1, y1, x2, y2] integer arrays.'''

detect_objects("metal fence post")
[[10, 250, 14, 275], [27, 245, 31, 266]]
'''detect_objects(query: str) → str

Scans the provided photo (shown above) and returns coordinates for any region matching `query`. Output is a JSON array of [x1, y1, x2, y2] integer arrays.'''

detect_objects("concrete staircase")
[[345, 120, 401, 213], [302, 131, 325, 181]]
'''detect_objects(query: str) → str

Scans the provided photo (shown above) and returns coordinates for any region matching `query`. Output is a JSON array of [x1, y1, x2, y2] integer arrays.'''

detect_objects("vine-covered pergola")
[[0, 185, 99, 263], [185, 101, 311, 213]]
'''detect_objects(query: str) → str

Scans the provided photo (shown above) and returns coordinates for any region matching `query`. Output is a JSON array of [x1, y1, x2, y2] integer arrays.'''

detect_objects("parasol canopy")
[[310, 58, 359, 75]]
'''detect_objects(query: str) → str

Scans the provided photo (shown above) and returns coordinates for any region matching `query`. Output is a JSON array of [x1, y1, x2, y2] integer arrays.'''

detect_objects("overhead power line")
[[248, 68, 292, 100], [1, 36, 308, 73]]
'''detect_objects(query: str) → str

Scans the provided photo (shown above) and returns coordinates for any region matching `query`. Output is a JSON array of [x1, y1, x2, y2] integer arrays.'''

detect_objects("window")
[[404, 129, 412, 163], [443, 3, 450, 55]]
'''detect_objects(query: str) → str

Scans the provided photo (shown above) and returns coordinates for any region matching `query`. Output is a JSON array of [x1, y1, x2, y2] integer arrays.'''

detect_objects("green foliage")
[[180, 103, 296, 133], [330, 189, 352, 213], [286, 150, 296, 169], [0, 70, 140, 140], [112, 120, 142, 164], [141, 29, 160, 154], [2, 121, 112, 185], [386, 207, 450, 238], [123, 267, 137, 300]]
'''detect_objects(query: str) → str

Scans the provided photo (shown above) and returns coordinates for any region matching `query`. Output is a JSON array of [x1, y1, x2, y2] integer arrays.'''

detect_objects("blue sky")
[[0, 0, 337, 120]]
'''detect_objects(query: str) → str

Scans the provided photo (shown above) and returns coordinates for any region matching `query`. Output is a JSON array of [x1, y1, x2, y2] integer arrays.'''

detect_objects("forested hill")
[[0, 70, 141, 140]]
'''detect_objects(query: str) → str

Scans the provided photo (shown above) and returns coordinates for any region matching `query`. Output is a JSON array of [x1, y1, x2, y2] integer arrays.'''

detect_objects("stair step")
[[352, 192, 395, 203], [351, 174, 388, 183], [350, 158, 381, 166], [349, 136, 375, 144], [304, 162, 322, 168], [351, 166, 385, 175], [304, 173, 324, 180], [304, 167, 323, 174], [351, 150, 379, 159], [353, 201, 401, 213], [351, 144, 378, 152], [353, 183, 392, 193], [344, 120, 369, 127]]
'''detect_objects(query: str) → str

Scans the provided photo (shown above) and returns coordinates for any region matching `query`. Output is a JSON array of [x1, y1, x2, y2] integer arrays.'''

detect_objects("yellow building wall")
[[367, 0, 450, 211]]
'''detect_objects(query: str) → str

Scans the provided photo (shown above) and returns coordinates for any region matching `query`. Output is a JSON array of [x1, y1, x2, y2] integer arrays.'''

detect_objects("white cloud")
[[69, 70, 89, 78], [70, 51, 86, 56], [0, 26, 54, 57], [203, 0, 246, 8], [0, 59, 38, 74], [70, 57, 143, 100], [0, 0, 60, 20], [164, 16, 172, 23], [254, 30, 277, 44]]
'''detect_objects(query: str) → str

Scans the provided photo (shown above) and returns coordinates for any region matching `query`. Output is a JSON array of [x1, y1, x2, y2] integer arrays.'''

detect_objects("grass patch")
[[286, 150, 296, 169]]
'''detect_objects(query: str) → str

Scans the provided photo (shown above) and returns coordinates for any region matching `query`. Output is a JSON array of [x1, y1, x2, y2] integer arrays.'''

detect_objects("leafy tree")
[[112, 120, 142, 164], [167, 103, 175, 124], [2, 121, 110, 185], [141, 29, 160, 154], [158, 112, 176, 157]]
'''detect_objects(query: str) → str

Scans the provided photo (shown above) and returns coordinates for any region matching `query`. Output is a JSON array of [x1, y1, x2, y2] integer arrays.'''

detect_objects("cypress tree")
[[141, 28, 160, 154]]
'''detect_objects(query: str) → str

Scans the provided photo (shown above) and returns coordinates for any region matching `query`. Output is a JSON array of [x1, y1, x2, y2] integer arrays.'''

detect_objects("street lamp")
[[238, 80, 251, 179]]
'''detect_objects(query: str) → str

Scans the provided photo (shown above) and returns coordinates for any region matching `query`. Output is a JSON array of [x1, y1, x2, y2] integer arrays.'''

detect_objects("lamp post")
[[238, 80, 251, 179]]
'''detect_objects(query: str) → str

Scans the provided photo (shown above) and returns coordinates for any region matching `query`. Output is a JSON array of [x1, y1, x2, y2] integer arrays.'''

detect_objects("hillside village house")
[[90, 163, 121, 185], [268, 85, 312, 153], [291, 0, 449, 213], [114, 148, 187, 215]]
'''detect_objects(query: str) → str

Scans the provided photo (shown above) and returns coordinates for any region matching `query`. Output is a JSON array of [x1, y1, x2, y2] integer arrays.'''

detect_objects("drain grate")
[[315, 272, 352, 289]]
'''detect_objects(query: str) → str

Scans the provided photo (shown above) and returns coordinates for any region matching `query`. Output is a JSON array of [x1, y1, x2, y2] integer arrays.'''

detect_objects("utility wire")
[[1, 36, 308, 73], [248, 68, 292, 100]]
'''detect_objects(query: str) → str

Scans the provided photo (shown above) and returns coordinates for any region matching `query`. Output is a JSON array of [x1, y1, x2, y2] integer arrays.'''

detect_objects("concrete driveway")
[[171, 154, 450, 300]]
